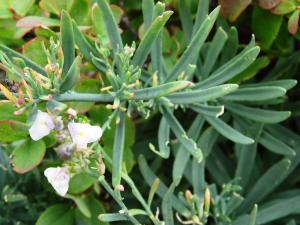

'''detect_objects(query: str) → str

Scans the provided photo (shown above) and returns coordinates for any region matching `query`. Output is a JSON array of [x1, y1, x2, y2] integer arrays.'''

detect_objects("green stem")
[[123, 174, 162, 225], [98, 176, 141, 225], [56, 93, 114, 102], [95, 144, 161, 224]]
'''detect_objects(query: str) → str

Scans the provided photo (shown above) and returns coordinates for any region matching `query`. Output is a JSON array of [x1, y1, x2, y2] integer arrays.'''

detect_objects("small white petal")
[[44, 167, 70, 196], [29, 110, 55, 141], [68, 122, 102, 148]]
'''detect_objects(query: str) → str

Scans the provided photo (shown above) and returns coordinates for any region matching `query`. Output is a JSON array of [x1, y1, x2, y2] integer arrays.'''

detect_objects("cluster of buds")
[[28, 108, 103, 196]]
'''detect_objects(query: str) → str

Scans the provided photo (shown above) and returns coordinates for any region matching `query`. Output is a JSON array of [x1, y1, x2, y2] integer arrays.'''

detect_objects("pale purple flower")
[[29, 110, 55, 141], [44, 167, 70, 196], [68, 122, 103, 148]]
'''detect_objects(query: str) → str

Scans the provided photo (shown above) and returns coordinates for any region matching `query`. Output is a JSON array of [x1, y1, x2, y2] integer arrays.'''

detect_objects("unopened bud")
[[185, 190, 193, 204], [204, 188, 211, 215], [115, 184, 124, 192], [67, 108, 77, 119]]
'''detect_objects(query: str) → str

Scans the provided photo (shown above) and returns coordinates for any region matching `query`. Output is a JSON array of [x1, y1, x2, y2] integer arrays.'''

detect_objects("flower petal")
[[68, 122, 102, 148], [29, 110, 55, 141], [44, 167, 70, 196]]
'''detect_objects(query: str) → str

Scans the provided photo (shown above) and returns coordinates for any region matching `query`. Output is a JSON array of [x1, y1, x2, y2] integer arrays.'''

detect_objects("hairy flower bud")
[[54, 143, 75, 160]]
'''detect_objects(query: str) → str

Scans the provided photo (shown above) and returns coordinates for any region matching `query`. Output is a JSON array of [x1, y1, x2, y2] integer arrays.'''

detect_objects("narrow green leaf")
[[257, 196, 300, 224], [132, 81, 192, 100], [172, 115, 205, 180], [96, 0, 123, 52], [204, 116, 254, 144], [225, 102, 291, 123], [231, 56, 270, 83], [151, 2, 165, 80], [258, 131, 295, 156], [112, 111, 126, 187], [235, 124, 263, 189], [195, 39, 259, 88], [162, 177, 181, 225], [0, 44, 46, 76], [248, 205, 258, 225], [206, 147, 232, 185], [220, 27, 238, 65], [238, 159, 291, 214], [178, 0, 193, 41], [59, 56, 81, 93], [142, 0, 154, 30], [138, 155, 190, 217], [70, 196, 91, 218], [148, 178, 160, 206], [61, 10, 75, 76], [156, 117, 170, 158], [98, 213, 128, 222], [202, 27, 228, 76], [166, 6, 220, 82], [167, 84, 238, 104], [161, 106, 203, 162], [72, 20, 106, 73], [223, 86, 286, 102], [191, 104, 224, 117], [132, 11, 173, 66], [192, 0, 209, 35], [234, 196, 300, 225], [241, 79, 297, 91]]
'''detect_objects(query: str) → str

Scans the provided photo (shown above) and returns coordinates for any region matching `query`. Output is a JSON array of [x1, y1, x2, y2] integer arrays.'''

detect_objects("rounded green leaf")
[[0, 120, 28, 142], [36, 204, 74, 225], [68, 172, 96, 194], [12, 139, 46, 174]]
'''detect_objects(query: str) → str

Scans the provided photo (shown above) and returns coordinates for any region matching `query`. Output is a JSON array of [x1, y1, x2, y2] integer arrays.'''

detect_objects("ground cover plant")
[[0, 0, 300, 225]]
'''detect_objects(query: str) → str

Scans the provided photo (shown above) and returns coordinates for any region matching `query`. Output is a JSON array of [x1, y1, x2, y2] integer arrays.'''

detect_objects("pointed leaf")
[[61, 10, 75, 76], [132, 11, 173, 66], [204, 116, 254, 144]]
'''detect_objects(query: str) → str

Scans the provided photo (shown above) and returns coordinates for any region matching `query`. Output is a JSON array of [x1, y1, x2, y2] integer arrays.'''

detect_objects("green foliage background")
[[0, 0, 300, 225]]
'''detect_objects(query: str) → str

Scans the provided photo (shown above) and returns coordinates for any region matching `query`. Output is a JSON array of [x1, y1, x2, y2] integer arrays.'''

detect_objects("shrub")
[[0, 0, 299, 225]]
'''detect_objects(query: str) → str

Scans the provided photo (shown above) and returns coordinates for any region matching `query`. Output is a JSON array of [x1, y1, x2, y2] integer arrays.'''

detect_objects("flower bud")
[[204, 188, 211, 215], [54, 143, 75, 160], [115, 184, 124, 192]]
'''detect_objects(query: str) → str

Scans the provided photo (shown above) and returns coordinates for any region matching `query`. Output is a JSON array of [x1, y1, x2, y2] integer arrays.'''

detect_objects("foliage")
[[0, 0, 299, 225]]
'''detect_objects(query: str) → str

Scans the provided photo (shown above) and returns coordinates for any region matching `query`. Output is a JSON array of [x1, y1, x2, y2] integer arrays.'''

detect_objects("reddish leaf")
[[288, 10, 300, 35], [16, 16, 60, 29], [218, 0, 252, 22], [259, 0, 281, 10], [271, 0, 296, 15]]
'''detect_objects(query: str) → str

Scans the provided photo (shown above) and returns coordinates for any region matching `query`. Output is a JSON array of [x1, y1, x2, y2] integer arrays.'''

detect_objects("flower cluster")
[[29, 109, 103, 196]]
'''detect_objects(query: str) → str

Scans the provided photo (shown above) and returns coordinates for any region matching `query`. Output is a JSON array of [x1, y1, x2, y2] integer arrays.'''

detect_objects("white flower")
[[68, 122, 103, 148], [29, 110, 55, 141], [44, 167, 70, 196]]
